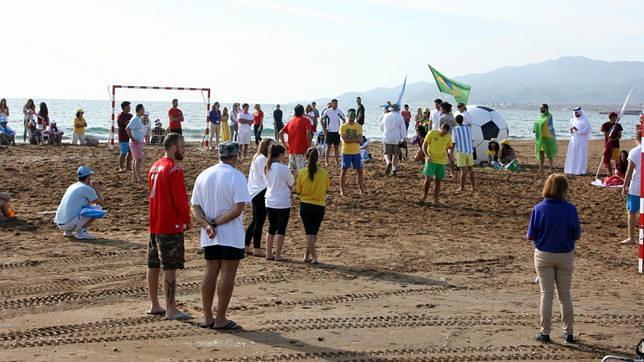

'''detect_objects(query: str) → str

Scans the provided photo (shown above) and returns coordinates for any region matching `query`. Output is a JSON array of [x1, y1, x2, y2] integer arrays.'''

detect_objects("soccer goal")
[[108, 84, 211, 150]]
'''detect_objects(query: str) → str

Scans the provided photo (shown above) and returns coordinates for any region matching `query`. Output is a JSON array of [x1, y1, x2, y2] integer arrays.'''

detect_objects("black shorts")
[[267, 207, 291, 235], [326, 132, 340, 146], [300, 203, 325, 235], [148, 233, 185, 270], [203, 245, 245, 261], [169, 128, 182, 135]]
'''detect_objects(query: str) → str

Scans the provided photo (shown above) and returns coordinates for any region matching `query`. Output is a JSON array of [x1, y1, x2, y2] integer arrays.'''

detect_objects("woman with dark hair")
[[296, 148, 329, 264], [245, 138, 273, 257], [36, 102, 49, 144], [23, 99, 36, 143], [0, 99, 9, 118], [527, 173, 579, 344], [263, 144, 294, 261], [253, 104, 264, 146]]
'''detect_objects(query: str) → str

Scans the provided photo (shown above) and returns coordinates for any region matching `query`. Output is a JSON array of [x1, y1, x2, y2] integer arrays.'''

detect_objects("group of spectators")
[[0, 98, 102, 146]]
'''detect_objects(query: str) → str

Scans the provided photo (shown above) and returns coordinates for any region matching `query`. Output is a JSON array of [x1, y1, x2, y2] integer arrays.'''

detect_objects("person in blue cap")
[[54, 166, 106, 240], [0, 116, 16, 146]]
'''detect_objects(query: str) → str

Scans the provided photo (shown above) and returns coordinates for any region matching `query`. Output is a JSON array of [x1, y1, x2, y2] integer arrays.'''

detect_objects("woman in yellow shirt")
[[72, 109, 87, 145], [296, 148, 329, 264], [221, 107, 231, 142]]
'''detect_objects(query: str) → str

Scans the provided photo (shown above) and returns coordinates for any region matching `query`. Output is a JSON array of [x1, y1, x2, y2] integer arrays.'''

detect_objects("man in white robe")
[[564, 107, 591, 175]]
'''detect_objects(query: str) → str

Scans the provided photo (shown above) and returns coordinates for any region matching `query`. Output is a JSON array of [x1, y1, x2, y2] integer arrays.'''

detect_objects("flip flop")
[[213, 320, 242, 330], [165, 311, 192, 321], [199, 321, 215, 329], [146, 309, 166, 316]]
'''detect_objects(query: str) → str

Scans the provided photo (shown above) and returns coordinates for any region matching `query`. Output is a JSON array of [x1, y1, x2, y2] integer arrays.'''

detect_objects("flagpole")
[[593, 86, 634, 182]]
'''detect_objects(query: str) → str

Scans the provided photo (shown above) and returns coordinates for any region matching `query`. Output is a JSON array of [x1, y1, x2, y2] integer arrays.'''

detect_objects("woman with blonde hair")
[[527, 173, 579, 344], [245, 138, 273, 256], [221, 107, 231, 142], [296, 148, 329, 264]]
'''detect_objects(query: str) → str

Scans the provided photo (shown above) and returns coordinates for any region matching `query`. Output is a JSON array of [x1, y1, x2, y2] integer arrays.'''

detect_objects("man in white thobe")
[[564, 107, 591, 175]]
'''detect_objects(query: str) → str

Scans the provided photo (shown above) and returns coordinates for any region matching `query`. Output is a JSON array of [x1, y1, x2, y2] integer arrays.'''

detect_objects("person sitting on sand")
[[47, 120, 64, 144], [263, 144, 294, 261], [616, 150, 628, 178], [0, 116, 16, 146], [360, 136, 372, 161], [72, 109, 88, 146], [420, 123, 452, 206], [296, 148, 329, 264], [190, 141, 250, 330], [497, 139, 519, 171], [527, 173, 579, 344], [621, 126, 641, 245], [150, 119, 165, 146], [487, 139, 500, 166], [54, 166, 106, 240], [0, 192, 17, 221]]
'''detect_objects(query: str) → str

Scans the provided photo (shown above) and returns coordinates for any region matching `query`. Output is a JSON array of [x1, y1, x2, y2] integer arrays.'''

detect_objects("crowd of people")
[[2, 93, 642, 343]]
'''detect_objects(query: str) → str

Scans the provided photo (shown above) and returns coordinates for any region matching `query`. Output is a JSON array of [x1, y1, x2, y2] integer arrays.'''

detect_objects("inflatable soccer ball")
[[459, 105, 509, 165]]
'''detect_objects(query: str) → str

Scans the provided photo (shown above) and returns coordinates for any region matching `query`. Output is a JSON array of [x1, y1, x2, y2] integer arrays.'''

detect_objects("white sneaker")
[[63, 230, 74, 237], [75, 230, 96, 240]]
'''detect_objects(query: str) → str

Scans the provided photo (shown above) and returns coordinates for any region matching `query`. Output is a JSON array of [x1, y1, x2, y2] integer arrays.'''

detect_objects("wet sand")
[[0, 139, 642, 361]]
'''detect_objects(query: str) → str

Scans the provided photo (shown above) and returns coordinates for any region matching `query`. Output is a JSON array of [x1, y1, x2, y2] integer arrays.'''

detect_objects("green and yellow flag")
[[428, 65, 471, 105]]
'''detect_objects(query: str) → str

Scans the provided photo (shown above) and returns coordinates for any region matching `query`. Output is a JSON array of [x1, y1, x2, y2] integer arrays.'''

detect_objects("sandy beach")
[[0, 139, 642, 361]]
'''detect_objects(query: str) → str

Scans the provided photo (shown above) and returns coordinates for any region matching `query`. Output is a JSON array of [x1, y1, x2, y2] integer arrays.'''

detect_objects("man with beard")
[[147, 133, 192, 320]]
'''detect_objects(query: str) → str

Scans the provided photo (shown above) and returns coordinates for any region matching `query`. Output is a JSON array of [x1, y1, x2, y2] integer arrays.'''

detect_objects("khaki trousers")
[[534, 249, 574, 335]]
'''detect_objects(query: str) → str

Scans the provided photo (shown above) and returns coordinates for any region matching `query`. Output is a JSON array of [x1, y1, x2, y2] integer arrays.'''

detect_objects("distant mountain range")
[[315, 56, 644, 106]]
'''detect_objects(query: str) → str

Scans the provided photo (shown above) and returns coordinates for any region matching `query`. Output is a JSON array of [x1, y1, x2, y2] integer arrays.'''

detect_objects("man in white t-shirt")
[[622, 126, 641, 245], [456, 103, 473, 126], [380, 104, 407, 176], [322, 99, 345, 166], [54, 166, 105, 240], [430, 98, 443, 131], [237, 103, 253, 160], [190, 141, 250, 330]]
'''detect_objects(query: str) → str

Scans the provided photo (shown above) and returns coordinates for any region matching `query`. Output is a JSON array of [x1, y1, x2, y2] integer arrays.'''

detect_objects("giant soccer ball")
[[460, 105, 509, 165]]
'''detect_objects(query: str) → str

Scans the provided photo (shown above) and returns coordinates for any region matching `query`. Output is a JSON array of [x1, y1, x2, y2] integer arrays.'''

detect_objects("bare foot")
[[620, 238, 635, 244], [456, 187, 464, 192]]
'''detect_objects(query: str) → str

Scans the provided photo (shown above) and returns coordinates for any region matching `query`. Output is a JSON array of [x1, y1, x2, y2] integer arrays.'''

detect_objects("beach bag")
[[505, 160, 520, 172]]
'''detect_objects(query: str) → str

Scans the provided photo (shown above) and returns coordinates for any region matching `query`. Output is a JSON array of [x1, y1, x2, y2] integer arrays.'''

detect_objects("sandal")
[[213, 320, 242, 330], [164, 311, 192, 321], [146, 309, 166, 316], [274, 256, 289, 262], [199, 321, 215, 329]]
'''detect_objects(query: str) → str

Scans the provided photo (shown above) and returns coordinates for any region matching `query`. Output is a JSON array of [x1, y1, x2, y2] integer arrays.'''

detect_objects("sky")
[[3, 0, 643, 104]]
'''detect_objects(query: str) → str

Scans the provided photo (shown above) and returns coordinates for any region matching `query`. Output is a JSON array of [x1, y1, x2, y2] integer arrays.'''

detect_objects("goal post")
[[109, 84, 211, 150]]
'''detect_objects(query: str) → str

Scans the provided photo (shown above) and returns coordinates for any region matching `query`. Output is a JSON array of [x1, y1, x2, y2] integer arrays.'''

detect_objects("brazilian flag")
[[428, 65, 471, 105]]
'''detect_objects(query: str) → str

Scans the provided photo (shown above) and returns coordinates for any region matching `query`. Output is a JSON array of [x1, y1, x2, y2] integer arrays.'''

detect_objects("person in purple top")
[[526, 173, 580, 345], [208, 102, 222, 150]]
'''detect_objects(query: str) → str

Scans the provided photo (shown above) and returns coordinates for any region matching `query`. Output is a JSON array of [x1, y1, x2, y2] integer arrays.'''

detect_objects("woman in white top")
[[245, 138, 273, 257], [263, 144, 294, 261]]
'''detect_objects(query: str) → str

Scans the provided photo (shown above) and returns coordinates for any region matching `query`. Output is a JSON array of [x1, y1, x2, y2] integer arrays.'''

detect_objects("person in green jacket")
[[534, 104, 558, 173]]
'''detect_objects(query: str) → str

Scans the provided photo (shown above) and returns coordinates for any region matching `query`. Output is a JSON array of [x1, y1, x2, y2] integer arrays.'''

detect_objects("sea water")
[[2, 98, 641, 143]]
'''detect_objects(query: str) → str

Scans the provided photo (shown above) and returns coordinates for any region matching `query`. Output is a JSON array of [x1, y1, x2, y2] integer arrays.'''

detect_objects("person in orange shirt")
[[253, 104, 264, 146]]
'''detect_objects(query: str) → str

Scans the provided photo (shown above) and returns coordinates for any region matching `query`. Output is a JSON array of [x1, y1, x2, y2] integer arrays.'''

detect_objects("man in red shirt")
[[279, 104, 313, 171], [147, 133, 191, 320], [168, 99, 184, 134], [117, 101, 133, 172]]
